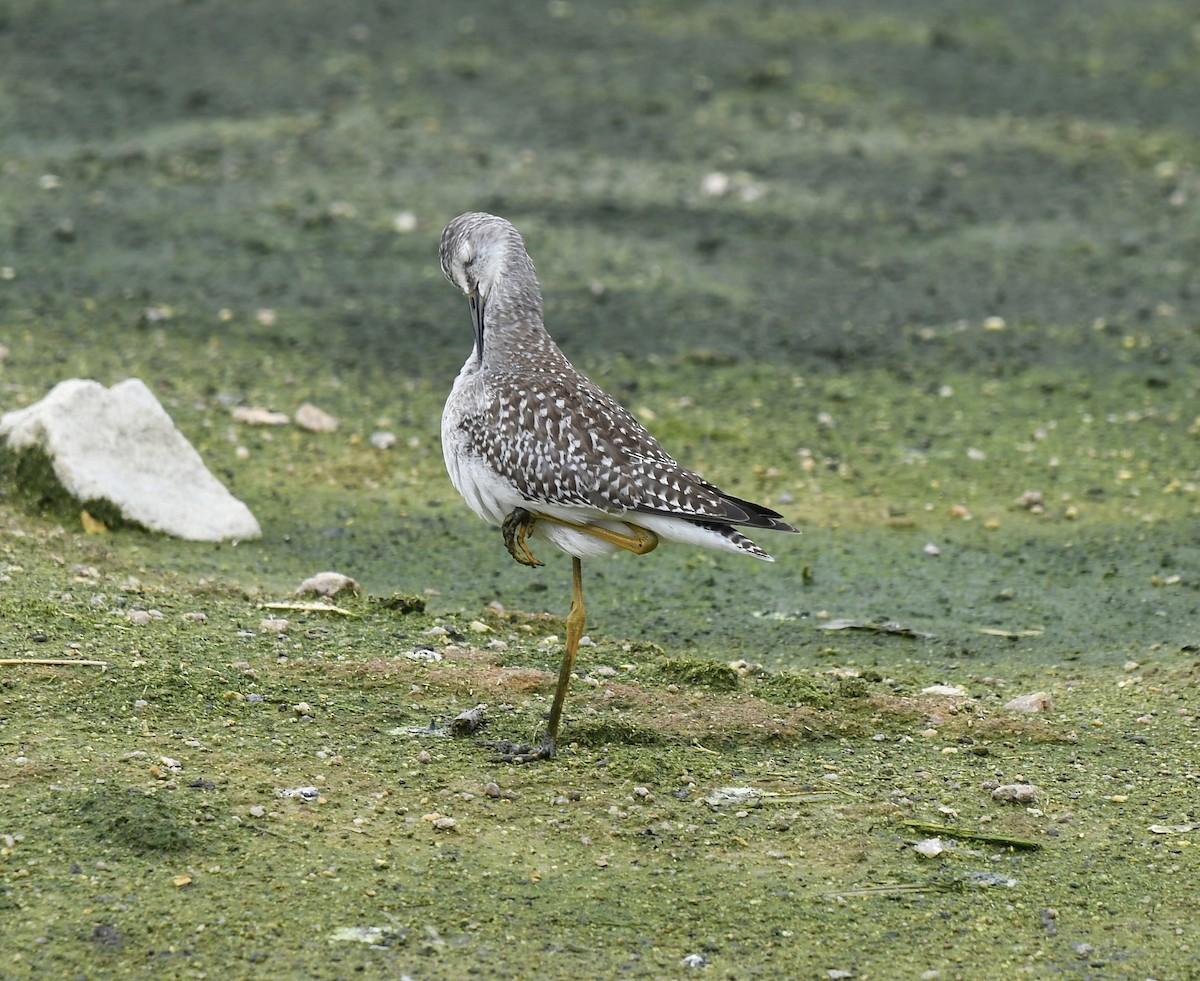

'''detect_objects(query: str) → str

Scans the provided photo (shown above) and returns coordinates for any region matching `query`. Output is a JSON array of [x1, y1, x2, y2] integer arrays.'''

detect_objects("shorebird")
[[439, 212, 798, 761]]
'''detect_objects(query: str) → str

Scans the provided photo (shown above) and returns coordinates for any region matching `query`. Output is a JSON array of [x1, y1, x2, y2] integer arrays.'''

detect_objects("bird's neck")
[[478, 273, 558, 369]]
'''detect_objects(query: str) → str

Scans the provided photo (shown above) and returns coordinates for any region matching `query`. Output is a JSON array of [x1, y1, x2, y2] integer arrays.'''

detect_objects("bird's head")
[[439, 212, 540, 360]]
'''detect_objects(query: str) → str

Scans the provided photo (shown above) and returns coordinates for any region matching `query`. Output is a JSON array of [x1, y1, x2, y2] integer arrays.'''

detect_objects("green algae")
[[69, 787, 195, 855], [654, 657, 742, 692], [2, 0, 1200, 977]]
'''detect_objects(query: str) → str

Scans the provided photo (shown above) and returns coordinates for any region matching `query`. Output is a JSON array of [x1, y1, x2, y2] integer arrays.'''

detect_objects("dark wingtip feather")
[[717, 491, 800, 533]]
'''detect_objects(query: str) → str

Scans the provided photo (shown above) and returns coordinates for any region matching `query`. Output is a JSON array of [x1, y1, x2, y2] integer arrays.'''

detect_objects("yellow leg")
[[533, 513, 660, 555], [544, 555, 586, 750], [501, 508, 658, 568], [485, 509, 655, 763], [483, 555, 584, 763]]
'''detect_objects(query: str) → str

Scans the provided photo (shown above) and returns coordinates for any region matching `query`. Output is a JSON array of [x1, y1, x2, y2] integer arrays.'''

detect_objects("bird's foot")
[[478, 737, 556, 764], [501, 507, 544, 567]]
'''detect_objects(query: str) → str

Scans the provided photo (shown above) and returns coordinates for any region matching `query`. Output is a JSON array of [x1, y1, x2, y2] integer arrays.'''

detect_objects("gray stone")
[[0, 378, 261, 541]]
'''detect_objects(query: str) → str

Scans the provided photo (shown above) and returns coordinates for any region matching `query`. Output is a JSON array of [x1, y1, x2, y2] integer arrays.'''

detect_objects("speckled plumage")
[[438, 212, 799, 761], [439, 211, 798, 562]]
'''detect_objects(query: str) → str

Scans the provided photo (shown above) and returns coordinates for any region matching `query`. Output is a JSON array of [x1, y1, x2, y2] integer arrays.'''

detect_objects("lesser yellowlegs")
[[439, 212, 798, 761]]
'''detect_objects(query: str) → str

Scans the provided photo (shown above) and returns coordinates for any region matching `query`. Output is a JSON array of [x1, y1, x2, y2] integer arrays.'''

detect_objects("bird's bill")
[[469, 292, 485, 359]]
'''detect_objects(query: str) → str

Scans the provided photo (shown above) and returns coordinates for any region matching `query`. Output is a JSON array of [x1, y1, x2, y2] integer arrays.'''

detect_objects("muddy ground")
[[1, 2, 1198, 978]]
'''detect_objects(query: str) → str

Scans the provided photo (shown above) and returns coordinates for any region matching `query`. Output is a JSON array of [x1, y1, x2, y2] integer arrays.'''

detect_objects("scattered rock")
[[1, 379, 261, 541], [1017, 490, 1045, 510], [329, 925, 402, 945], [449, 704, 487, 734], [126, 609, 162, 625], [276, 786, 320, 802], [230, 406, 290, 426], [1004, 691, 1054, 713], [991, 783, 1040, 804], [294, 402, 338, 433], [295, 571, 360, 597], [922, 684, 968, 697], [368, 430, 397, 449], [914, 838, 947, 858]]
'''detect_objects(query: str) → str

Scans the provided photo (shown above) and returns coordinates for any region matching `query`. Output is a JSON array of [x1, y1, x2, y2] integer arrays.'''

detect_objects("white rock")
[[294, 402, 338, 433], [1, 379, 261, 542], [991, 783, 1040, 804], [922, 684, 968, 697], [231, 405, 290, 426], [1004, 691, 1054, 713], [295, 571, 359, 597]]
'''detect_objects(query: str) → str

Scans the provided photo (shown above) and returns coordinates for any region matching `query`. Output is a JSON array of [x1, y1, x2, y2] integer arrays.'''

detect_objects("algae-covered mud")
[[2, 1, 1199, 978]]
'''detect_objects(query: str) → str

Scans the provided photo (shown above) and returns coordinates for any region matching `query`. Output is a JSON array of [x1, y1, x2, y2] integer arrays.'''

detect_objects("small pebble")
[[922, 684, 967, 697], [449, 704, 486, 734], [1017, 490, 1044, 510], [259, 618, 289, 633], [368, 430, 397, 450], [231, 406, 290, 426], [295, 402, 338, 433], [295, 572, 359, 597], [991, 783, 1040, 804], [1004, 691, 1054, 713], [277, 786, 320, 802]]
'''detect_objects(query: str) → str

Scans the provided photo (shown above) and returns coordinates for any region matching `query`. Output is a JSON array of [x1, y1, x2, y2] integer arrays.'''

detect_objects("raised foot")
[[478, 738, 557, 764], [501, 507, 543, 567]]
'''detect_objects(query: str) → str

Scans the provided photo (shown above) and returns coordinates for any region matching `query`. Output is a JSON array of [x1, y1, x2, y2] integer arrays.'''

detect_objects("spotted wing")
[[460, 369, 793, 530]]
